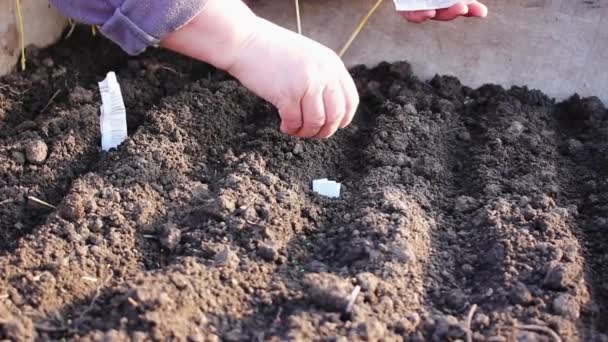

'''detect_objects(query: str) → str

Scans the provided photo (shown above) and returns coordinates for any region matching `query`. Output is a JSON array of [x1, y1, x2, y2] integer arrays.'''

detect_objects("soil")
[[1, 26, 608, 342]]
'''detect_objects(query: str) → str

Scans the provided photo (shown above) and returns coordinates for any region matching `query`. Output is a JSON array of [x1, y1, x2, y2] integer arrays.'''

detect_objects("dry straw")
[[293, 0, 384, 58], [339, 0, 384, 58], [15, 0, 26, 71], [295, 0, 302, 35]]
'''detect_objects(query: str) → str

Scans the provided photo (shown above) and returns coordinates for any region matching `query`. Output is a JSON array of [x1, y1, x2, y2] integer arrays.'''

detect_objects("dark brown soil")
[[1, 26, 608, 342]]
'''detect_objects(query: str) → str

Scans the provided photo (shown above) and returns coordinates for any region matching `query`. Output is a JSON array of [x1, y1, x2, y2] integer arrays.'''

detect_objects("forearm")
[[159, 0, 260, 72]]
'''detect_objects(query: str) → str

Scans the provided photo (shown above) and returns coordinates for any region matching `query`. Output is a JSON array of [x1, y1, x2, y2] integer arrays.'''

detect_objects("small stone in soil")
[[214, 247, 239, 268], [474, 313, 490, 327], [257, 243, 279, 261], [292, 142, 304, 155], [543, 264, 573, 291], [160, 223, 181, 251], [24, 140, 48, 164], [509, 282, 533, 305], [356, 272, 380, 293], [445, 289, 466, 310], [508, 121, 525, 135], [552, 294, 580, 319]]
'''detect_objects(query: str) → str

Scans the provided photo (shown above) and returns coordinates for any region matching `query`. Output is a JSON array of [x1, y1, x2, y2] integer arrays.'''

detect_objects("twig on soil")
[[34, 324, 68, 333], [127, 297, 139, 307], [245, 220, 266, 228], [345, 285, 361, 314], [339, 0, 384, 58], [65, 18, 77, 40], [272, 307, 283, 325], [73, 272, 113, 328], [465, 304, 477, 342], [40, 89, 61, 114], [294, 0, 302, 35], [27, 196, 56, 210], [81, 276, 98, 283], [0, 199, 14, 206], [514, 324, 562, 342], [76, 287, 102, 321], [0, 84, 28, 96], [158, 66, 183, 75]]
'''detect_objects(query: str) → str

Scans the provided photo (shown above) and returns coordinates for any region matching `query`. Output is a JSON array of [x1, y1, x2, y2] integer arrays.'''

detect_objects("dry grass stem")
[[0, 199, 14, 206], [15, 0, 26, 71], [345, 285, 361, 313], [466, 304, 478, 342], [65, 18, 77, 40], [339, 0, 384, 58], [295, 0, 302, 35], [73, 272, 113, 329], [81, 276, 98, 283], [514, 324, 562, 342], [34, 324, 68, 333], [127, 297, 139, 307], [27, 196, 57, 209], [40, 89, 61, 114], [158, 66, 182, 75]]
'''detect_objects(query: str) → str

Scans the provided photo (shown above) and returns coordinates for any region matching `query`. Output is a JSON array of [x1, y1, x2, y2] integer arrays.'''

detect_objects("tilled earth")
[[1, 28, 608, 341]]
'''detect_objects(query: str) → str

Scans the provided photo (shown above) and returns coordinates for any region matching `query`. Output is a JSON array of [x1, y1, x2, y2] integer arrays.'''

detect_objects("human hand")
[[400, 1, 487, 23], [228, 18, 359, 138], [161, 0, 358, 139]]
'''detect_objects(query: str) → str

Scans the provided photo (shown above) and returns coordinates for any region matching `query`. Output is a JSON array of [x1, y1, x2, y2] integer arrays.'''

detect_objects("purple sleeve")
[[48, 0, 207, 55]]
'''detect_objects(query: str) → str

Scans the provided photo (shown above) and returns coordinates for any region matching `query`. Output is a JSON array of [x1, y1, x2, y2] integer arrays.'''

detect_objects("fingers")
[[339, 72, 358, 129], [306, 69, 360, 138], [283, 78, 358, 139], [465, 1, 488, 17], [433, 2, 468, 21], [295, 85, 326, 138], [400, 1, 487, 22], [278, 100, 303, 135], [316, 82, 345, 138], [400, 9, 436, 23]]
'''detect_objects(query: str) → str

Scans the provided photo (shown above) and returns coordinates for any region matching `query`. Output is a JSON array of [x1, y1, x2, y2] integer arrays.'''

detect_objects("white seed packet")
[[393, 0, 476, 11], [98, 72, 127, 151]]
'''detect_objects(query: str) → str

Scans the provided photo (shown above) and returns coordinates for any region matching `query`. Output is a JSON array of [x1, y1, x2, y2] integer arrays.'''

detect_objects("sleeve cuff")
[[100, 0, 207, 55]]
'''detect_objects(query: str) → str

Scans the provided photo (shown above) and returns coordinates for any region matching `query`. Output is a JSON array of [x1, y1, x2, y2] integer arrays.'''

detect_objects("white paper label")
[[313, 178, 342, 198], [98, 72, 127, 151], [393, 0, 475, 11]]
